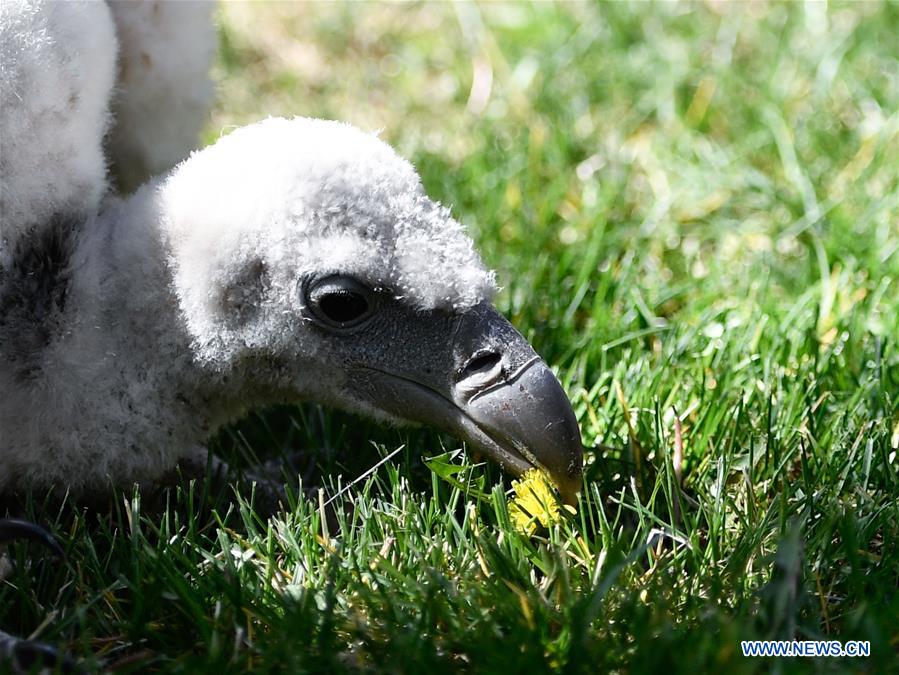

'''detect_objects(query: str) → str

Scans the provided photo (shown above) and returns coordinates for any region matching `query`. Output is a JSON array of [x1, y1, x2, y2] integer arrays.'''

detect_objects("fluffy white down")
[[0, 0, 216, 261], [161, 117, 496, 366], [0, 0, 117, 254], [106, 0, 217, 192]]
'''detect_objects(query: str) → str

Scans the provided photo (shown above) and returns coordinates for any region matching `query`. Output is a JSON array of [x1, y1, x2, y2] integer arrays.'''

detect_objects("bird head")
[[156, 117, 582, 502]]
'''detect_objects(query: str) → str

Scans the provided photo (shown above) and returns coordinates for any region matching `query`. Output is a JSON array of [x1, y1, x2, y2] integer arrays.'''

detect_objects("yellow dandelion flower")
[[508, 469, 576, 536]]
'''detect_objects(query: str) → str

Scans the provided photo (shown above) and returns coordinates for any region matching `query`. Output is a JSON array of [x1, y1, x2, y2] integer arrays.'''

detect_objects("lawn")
[[2, 2, 898, 673]]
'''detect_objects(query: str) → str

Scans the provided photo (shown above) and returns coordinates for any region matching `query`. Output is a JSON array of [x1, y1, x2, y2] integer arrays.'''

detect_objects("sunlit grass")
[[3, 2, 898, 672]]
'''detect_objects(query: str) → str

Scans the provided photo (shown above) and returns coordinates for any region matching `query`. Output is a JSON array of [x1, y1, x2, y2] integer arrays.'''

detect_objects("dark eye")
[[319, 291, 368, 323], [306, 275, 376, 329]]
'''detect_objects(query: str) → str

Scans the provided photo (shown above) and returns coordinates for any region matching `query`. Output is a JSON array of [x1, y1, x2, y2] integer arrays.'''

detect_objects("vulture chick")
[[1, 117, 583, 502], [0, 1, 582, 504]]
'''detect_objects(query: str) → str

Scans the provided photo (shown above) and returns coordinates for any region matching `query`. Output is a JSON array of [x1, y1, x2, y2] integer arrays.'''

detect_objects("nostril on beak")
[[462, 350, 503, 378], [456, 349, 505, 398]]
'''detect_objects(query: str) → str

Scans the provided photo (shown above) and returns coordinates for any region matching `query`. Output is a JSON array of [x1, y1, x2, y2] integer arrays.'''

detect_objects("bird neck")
[[69, 187, 255, 471]]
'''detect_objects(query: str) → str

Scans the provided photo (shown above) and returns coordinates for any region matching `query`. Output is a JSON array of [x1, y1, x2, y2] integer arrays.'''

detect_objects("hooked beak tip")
[[460, 358, 583, 503]]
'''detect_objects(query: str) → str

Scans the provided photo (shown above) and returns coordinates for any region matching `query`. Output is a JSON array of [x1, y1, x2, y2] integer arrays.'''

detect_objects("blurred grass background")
[[3, 1, 898, 672]]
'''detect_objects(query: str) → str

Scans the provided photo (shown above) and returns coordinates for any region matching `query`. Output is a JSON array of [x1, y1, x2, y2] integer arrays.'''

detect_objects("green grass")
[[3, 2, 898, 673]]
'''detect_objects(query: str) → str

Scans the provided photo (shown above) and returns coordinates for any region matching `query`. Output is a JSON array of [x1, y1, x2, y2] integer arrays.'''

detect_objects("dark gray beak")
[[353, 302, 583, 504]]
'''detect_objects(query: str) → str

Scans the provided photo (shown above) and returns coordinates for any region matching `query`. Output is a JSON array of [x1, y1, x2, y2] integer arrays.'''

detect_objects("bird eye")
[[306, 275, 376, 329]]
